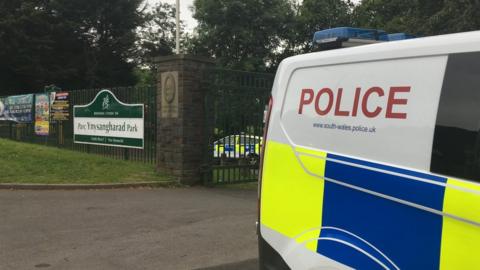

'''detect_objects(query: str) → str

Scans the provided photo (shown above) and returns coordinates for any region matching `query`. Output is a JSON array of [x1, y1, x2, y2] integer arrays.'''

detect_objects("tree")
[[137, 2, 178, 65], [352, 0, 480, 36], [423, 0, 480, 35], [134, 2, 187, 88], [47, 0, 144, 88], [0, 0, 144, 95], [0, 1, 84, 94], [190, 0, 295, 72], [294, 0, 353, 52], [190, 0, 357, 72]]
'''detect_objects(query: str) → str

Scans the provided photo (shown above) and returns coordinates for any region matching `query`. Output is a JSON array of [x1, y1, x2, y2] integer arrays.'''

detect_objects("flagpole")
[[176, 0, 180, 54]]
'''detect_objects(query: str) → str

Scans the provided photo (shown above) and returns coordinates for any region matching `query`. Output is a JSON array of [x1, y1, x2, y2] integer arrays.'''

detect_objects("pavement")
[[0, 187, 259, 270]]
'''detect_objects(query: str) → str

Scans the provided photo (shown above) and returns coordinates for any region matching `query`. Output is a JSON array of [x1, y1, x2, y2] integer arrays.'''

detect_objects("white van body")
[[259, 31, 480, 270]]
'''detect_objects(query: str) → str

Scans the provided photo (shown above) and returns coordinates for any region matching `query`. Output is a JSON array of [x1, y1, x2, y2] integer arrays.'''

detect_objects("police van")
[[258, 28, 480, 269]]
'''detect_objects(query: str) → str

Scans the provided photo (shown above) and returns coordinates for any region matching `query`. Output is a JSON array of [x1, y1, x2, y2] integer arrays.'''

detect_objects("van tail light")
[[257, 96, 273, 234]]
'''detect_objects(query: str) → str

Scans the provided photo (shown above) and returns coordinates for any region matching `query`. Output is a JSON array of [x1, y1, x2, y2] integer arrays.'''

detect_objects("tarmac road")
[[0, 187, 259, 270]]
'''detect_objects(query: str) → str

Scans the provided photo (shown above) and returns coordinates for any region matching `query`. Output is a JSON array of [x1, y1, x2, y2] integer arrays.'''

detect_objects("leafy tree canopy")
[[190, 0, 295, 72], [0, 0, 144, 95], [137, 2, 180, 66], [190, 0, 480, 72], [190, 0, 354, 71], [294, 0, 353, 51], [3, 0, 480, 95], [353, 0, 480, 36]]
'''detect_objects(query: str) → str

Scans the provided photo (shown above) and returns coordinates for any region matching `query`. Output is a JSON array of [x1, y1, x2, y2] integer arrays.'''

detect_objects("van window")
[[239, 136, 260, 144], [431, 52, 480, 182], [219, 136, 235, 145]]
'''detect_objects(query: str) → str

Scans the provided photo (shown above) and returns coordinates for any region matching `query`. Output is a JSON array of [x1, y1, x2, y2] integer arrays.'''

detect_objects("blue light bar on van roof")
[[314, 27, 387, 43], [384, 33, 417, 41], [313, 27, 416, 47]]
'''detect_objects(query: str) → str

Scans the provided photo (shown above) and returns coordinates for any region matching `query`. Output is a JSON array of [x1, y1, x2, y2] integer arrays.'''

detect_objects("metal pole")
[[176, 0, 180, 54]]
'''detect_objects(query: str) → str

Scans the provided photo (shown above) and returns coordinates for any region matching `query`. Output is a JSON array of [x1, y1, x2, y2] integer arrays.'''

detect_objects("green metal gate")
[[0, 86, 157, 163], [202, 69, 274, 185]]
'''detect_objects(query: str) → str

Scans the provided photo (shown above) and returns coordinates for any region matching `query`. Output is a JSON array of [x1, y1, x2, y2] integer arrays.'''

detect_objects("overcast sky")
[[147, 0, 362, 33]]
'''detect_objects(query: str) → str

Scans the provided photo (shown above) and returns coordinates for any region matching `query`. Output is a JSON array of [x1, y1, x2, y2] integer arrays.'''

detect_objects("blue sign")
[[0, 94, 34, 123]]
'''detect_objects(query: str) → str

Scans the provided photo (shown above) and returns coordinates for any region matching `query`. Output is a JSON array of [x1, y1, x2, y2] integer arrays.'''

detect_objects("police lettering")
[[298, 86, 410, 119]]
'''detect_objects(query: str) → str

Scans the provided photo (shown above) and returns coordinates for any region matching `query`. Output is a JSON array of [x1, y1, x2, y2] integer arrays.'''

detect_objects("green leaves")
[[190, 0, 295, 72], [352, 0, 480, 36], [137, 2, 177, 63], [190, 0, 353, 72], [190, 0, 480, 73], [2, 0, 480, 95], [0, 0, 143, 95], [295, 0, 353, 51]]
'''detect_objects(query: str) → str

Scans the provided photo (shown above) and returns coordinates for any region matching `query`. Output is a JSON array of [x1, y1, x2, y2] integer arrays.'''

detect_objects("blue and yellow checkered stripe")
[[260, 140, 480, 270]]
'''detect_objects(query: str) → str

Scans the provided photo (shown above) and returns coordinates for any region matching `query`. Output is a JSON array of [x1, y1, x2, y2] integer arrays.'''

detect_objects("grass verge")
[[0, 138, 172, 184]]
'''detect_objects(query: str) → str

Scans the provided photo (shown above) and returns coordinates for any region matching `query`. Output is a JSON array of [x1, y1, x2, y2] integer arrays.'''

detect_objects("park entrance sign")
[[73, 90, 144, 149]]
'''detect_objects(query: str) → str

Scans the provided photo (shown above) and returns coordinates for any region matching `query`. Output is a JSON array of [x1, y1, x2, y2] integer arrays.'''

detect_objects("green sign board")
[[73, 90, 144, 149]]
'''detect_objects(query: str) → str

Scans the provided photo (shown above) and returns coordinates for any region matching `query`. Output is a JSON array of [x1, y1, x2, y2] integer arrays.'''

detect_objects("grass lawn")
[[0, 138, 172, 184]]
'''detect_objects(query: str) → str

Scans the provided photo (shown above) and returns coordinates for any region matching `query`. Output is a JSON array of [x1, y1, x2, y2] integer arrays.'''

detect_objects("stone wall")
[[155, 55, 214, 185]]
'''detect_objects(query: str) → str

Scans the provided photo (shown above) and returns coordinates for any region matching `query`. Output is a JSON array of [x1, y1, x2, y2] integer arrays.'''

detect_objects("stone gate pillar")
[[154, 54, 214, 185]]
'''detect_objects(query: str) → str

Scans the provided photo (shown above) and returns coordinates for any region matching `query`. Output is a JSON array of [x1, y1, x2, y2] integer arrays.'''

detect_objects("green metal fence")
[[202, 68, 274, 184], [0, 86, 157, 163]]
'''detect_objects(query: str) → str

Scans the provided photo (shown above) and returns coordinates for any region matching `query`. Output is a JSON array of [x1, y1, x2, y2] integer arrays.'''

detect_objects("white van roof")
[[282, 30, 480, 71]]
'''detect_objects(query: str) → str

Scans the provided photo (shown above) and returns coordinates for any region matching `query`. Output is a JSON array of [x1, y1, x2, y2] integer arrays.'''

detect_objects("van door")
[[430, 51, 480, 269]]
